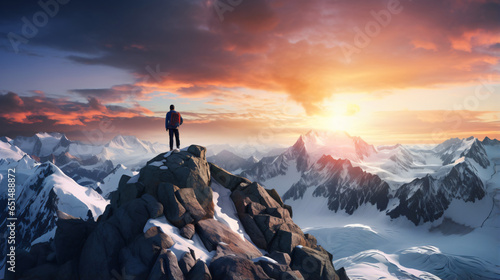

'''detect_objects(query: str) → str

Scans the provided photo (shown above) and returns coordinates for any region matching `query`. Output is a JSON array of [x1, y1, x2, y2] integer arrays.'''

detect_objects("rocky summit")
[[9, 145, 349, 280]]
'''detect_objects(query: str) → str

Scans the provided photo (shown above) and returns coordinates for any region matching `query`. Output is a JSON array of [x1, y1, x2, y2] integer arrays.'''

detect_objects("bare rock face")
[[54, 211, 96, 265], [290, 246, 339, 280], [148, 249, 185, 280], [209, 162, 251, 191], [195, 219, 262, 260], [186, 260, 211, 280], [79, 194, 163, 280], [140, 145, 214, 222], [180, 224, 195, 240], [210, 167, 343, 280], [178, 251, 196, 276], [209, 255, 272, 280]]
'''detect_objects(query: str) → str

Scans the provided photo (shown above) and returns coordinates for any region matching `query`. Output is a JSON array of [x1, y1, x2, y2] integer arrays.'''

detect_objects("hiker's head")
[[170, 104, 175, 110]]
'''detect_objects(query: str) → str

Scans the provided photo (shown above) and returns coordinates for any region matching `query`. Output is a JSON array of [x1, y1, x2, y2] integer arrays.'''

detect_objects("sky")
[[0, 0, 499, 147]]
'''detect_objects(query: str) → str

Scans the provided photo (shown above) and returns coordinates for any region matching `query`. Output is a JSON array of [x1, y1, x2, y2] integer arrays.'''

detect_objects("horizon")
[[1, 0, 499, 146], [3, 130, 498, 150]]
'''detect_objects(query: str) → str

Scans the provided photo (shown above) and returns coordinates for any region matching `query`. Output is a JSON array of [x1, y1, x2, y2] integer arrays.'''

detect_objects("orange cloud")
[[411, 40, 438, 51]]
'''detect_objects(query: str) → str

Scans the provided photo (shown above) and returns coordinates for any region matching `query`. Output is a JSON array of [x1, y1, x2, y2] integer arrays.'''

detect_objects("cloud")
[[360, 110, 500, 144], [1, 0, 499, 116], [0, 92, 152, 126], [70, 84, 148, 102]]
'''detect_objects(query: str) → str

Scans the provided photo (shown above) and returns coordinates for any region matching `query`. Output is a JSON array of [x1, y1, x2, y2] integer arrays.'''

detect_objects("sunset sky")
[[0, 0, 499, 147]]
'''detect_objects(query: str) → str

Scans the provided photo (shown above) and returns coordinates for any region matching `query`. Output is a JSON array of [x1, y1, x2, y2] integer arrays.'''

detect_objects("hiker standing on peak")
[[165, 104, 183, 151]]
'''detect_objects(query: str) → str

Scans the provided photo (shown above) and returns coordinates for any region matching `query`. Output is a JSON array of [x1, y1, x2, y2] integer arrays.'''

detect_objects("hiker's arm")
[[165, 112, 170, 130], [180, 116, 183, 125]]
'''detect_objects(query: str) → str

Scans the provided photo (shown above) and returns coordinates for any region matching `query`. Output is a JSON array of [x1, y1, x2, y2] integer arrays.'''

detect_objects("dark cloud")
[[0, 92, 24, 111], [70, 84, 146, 102], [0, 91, 151, 126]]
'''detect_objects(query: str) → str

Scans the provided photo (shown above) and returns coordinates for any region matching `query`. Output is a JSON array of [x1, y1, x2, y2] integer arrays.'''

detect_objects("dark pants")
[[168, 128, 180, 150]]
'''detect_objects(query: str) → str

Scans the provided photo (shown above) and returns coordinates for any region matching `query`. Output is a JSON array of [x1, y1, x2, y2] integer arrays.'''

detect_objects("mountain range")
[[238, 130, 499, 229], [1, 131, 499, 279]]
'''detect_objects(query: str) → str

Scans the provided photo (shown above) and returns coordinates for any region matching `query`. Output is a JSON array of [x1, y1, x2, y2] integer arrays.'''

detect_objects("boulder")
[[163, 250, 185, 280], [147, 249, 184, 280], [157, 182, 187, 227], [304, 233, 318, 248], [163, 147, 211, 200], [176, 187, 207, 222], [265, 188, 284, 207], [180, 224, 195, 240], [195, 219, 262, 260], [231, 182, 282, 215], [178, 251, 196, 275], [284, 204, 293, 218], [186, 260, 211, 280], [179, 251, 195, 273], [257, 260, 294, 279], [267, 251, 291, 266], [269, 229, 307, 255], [120, 246, 150, 279], [188, 145, 206, 160], [213, 241, 262, 261], [143, 145, 214, 219], [147, 249, 167, 280], [209, 255, 272, 280], [239, 214, 267, 250], [336, 267, 351, 280], [209, 162, 251, 191], [139, 164, 164, 198], [265, 207, 292, 221], [247, 202, 267, 216], [118, 174, 132, 190], [54, 211, 96, 265], [79, 194, 163, 280], [281, 270, 305, 280], [122, 226, 174, 278], [253, 214, 306, 253], [290, 246, 339, 280], [253, 214, 287, 243]]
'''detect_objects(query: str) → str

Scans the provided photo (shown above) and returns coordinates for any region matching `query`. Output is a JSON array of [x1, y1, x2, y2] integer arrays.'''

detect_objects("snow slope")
[[0, 162, 108, 276], [143, 180, 264, 264], [96, 164, 137, 199]]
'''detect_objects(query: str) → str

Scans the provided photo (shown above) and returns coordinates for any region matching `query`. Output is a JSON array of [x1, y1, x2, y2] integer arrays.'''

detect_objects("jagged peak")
[[0, 136, 13, 143], [34, 132, 64, 139], [482, 136, 500, 146]]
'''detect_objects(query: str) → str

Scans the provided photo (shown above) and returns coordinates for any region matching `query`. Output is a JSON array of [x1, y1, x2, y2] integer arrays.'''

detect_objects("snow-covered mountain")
[[206, 143, 286, 159], [95, 164, 137, 199], [207, 149, 259, 172], [100, 135, 169, 167], [283, 155, 390, 215], [239, 130, 500, 230], [434, 136, 490, 168], [0, 162, 108, 274], [8, 133, 169, 187], [241, 130, 377, 182]]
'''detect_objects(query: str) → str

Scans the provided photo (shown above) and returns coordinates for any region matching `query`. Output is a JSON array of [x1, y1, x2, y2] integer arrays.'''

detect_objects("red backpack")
[[170, 112, 181, 128]]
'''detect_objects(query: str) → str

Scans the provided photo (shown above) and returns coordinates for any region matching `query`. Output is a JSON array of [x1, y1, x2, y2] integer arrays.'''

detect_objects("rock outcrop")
[[11, 145, 348, 280], [211, 162, 342, 280]]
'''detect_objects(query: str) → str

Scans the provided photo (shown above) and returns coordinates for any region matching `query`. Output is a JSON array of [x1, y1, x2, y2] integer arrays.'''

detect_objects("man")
[[165, 104, 183, 151]]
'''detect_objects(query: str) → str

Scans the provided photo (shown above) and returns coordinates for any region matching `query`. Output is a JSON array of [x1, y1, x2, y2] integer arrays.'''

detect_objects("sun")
[[314, 114, 354, 133]]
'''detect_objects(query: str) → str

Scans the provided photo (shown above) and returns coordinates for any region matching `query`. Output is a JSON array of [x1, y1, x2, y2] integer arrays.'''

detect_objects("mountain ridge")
[[4, 145, 349, 280]]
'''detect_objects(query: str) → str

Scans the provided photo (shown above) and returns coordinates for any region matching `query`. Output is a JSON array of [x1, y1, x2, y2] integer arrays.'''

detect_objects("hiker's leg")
[[168, 129, 174, 151], [174, 129, 180, 149]]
